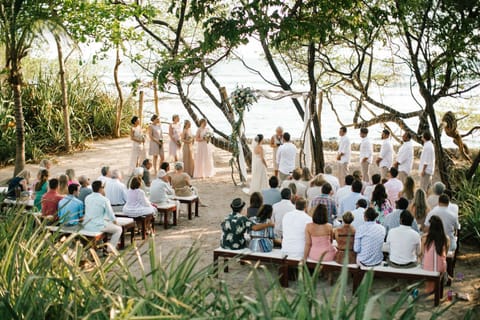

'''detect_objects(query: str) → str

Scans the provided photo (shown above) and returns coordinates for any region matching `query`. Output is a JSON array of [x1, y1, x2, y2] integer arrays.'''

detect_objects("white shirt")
[[419, 140, 435, 175], [386, 225, 420, 264], [272, 199, 296, 238], [281, 179, 307, 198], [276, 142, 297, 175], [379, 138, 394, 168], [306, 186, 322, 204], [150, 179, 175, 203], [104, 178, 127, 205], [335, 185, 352, 207], [359, 137, 373, 164], [97, 176, 111, 185], [424, 206, 460, 244], [337, 135, 351, 164], [281, 209, 312, 258], [350, 207, 366, 230], [363, 184, 375, 201], [384, 178, 403, 204], [323, 174, 340, 193], [396, 140, 414, 174]]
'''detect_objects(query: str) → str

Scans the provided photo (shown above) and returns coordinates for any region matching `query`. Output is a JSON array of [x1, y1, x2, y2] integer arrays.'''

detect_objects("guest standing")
[[250, 134, 268, 194], [336, 126, 351, 186], [376, 129, 394, 179], [303, 203, 337, 262], [359, 128, 373, 183], [147, 114, 164, 175], [193, 119, 215, 178], [181, 120, 195, 177], [270, 126, 284, 177], [394, 132, 414, 183], [419, 131, 435, 192], [168, 114, 182, 162], [130, 116, 145, 170], [276, 132, 297, 183]]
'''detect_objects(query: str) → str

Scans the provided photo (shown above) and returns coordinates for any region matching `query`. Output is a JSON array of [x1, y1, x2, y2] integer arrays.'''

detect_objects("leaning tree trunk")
[[113, 46, 123, 138], [11, 66, 25, 176], [55, 35, 72, 152]]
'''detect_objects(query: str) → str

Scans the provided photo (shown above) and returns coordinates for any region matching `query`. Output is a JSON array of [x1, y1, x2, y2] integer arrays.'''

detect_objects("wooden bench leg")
[[188, 202, 192, 220], [163, 210, 168, 229], [279, 263, 289, 287], [141, 217, 147, 240], [195, 199, 199, 217], [120, 231, 126, 250], [130, 226, 134, 244], [434, 277, 441, 306], [352, 269, 363, 294], [173, 208, 177, 226]]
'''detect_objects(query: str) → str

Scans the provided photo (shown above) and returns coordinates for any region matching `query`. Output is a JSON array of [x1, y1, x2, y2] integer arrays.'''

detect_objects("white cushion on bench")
[[154, 202, 177, 210], [116, 217, 135, 226], [46, 225, 104, 238], [215, 247, 286, 259], [174, 195, 198, 201], [360, 265, 440, 277]]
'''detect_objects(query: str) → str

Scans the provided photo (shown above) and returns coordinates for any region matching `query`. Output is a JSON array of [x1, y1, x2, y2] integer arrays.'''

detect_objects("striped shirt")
[[310, 194, 337, 224], [354, 221, 385, 266]]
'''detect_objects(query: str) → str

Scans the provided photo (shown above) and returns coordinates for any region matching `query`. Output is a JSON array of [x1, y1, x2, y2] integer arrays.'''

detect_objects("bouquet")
[[230, 87, 258, 115], [204, 131, 213, 143], [157, 138, 164, 148]]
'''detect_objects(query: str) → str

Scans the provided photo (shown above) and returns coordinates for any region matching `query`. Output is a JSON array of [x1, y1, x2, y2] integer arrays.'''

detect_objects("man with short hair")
[[383, 197, 419, 235], [262, 176, 282, 205], [359, 128, 373, 183], [310, 183, 336, 224], [276, 132, 297, 183], [323, 165, 340, 193], [427, 181, 445, 209], [58, 183, 84, 226], [384, 167, 403, 204], [77, 175, 92, 203], [41, 178, 64, 218], [350, 199, 368, 230], [354, 207, 386, 266], [338, 180, 368, 218], [424, 194, 460, 251], [83, 180, 122, 252], [394, 132, 414, 183], [141, 159, 153, 187], [97, 166, 111, 184], [336, 126, 351, 186], [105, 169, 127, 208], [280, 168, 307, 198], [419, 131, 435, 192], [272, 188, 296, 239], [386, 210, 421, 268], [281, 198, 312, 258], [150, 170, 175, 204], [376, 129, 394, 179], [335, 175, 354, 206], [363, 173, 381, 201]]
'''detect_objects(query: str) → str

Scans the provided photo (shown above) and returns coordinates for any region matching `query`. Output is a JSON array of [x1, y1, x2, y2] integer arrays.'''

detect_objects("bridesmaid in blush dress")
[[193, 119, 215, 178], [304, 203, 337, 262], [168, 114, 182, 161], [130, 116, 145, 170], [181, 120, 195, 177]]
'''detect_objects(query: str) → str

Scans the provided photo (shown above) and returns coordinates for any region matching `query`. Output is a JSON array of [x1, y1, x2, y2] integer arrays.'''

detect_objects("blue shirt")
[[339, 192, 368, 217], [58, 195, 84, 226], [83, 192, 116, 231], [354, 221, 385, 266], [383, 209, 419, 236], [262, 188, 282, 205]]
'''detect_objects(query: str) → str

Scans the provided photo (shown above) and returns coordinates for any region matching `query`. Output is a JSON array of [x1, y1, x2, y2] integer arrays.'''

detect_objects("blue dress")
[[249, 217, 275, 252]]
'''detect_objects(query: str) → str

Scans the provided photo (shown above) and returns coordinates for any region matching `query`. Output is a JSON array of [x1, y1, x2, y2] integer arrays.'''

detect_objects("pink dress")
[[308, 236, 337, 262], [193, 128, 215, 178], [422, 243, 447, 272]]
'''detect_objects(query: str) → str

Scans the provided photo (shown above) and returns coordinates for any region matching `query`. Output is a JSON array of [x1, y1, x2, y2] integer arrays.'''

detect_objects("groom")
[[276, 132, 297, 183]]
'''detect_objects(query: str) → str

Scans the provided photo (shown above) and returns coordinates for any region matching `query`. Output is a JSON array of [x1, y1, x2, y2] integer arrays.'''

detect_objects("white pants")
[[420, 174, 432, 193], [102, 222, 123, 251]]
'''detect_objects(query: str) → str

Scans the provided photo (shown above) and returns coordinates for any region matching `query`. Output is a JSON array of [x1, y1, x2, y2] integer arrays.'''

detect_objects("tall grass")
[[0, 206, 473, 319]]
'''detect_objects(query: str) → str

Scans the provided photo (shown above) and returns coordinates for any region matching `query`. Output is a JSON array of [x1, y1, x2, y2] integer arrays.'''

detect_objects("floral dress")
[[221, 212, 254, 250], [374, 200, 393, 225]]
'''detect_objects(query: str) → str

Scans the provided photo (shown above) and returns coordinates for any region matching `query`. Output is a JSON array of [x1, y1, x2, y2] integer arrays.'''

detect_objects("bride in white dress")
[[250, 134, 268, 194]]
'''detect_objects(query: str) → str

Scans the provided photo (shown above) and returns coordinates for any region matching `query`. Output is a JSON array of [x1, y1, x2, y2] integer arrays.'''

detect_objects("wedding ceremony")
[[0, 0, 479, 319]]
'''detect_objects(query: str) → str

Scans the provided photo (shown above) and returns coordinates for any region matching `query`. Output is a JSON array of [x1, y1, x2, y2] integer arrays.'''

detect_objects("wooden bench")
[[1, 198, 35, 211], [46, 225, 106, 249], [115, 213, 154, 240], [153, 202, 177, 229], [174, 195, 199, 220], [116, 217, 136, 249]]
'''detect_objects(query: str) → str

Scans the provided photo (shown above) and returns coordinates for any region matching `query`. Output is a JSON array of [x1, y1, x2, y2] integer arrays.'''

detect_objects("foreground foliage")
[[454, 167, 480, 244]]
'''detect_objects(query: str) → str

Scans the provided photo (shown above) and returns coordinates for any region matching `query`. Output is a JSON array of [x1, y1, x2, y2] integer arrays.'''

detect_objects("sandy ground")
[[0, 137, 479, 318]]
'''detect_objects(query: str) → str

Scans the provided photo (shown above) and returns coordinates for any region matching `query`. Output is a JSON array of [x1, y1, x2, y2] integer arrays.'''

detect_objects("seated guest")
[[141, 158, 153, 187], [261, 176, 282, 205], [127, 167, 145, 189], [39, 159, 52, 171], [399, 176, 415, 203], [58, 184, 84, 226], [247, 192, 263, 218], [34, 169, 49, 209], [249, 205, 275, 252], [281, 168, 307, 198], [371, 184, 393, 224], [323, 165, 340, 194], [338, 180, 367, 219], [58, 174, 69, 195], [310, 183, 336, 224], [420, 215, 449, 294], [281, 198, 312, 258], [410, 188, 430, 230], [105, 169, 128, 208], [220, 198, 273, 250], [6, 169, 31, 199], [150, 170, 175, 204], [386, 210, 420, 268], [41, 178, 64, 218], [122, 177, 156, 218], [384, 167, 403, 204], [350, 199, 368, 230], [352, 170, 366, 194], [83, 181, 122, 252], [272, 188, 295, 239], [170, 162, 194, 197], [77, 175, 93, 203], [334, 211, 356, 264], [424, 194, 459, 251], [335, 175, 354, 206], [304, 203, 337, 262], [97, 166, 112, 184], [306, 174, 326, 203], [299, 167, 313, 189], [354, 207, 386, 266], [363, 173, 381, 201], [383, 197, 419, 235], [427, 182, 445, 209], [65, 168, 79, 186]]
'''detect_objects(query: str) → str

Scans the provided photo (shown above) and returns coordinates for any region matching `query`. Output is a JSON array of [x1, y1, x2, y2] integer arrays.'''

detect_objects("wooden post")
[[139, 90, 144, 126], [153, 80, 159, 115]]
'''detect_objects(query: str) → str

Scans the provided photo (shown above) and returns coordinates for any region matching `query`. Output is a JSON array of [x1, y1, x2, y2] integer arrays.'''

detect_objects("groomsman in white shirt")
[[276, 132, 297, 183], [394, 132, 414, 184], [419, 132, 435, 192], [359, 128, 373, 183], [336, 126, 351, 186], [376, 129, 394, 179]]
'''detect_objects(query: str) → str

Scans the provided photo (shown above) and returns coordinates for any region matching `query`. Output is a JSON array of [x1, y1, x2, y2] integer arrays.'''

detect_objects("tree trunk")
[[113, 46, 123, 138], [11, 67, 25, 176], [55, 35, 72, 152], [153, 79, 159, 115]]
